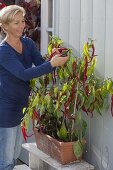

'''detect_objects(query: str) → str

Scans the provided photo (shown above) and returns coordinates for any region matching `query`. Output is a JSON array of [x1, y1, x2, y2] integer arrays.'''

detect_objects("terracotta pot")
[[33, 128, 83, 165]]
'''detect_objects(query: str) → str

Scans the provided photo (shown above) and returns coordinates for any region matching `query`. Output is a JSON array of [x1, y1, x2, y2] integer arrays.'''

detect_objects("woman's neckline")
[[4, 38, 23, 55]]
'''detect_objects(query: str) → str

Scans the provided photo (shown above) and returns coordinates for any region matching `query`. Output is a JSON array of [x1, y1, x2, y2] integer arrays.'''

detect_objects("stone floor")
[[16, 159, 24, 165]]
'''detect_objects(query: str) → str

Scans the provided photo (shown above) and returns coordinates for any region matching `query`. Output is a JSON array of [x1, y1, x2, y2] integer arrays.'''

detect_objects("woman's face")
[[5, 12, 25, 38]]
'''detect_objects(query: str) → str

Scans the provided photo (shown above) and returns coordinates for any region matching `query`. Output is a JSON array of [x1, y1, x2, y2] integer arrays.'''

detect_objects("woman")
[[0, 5, 68, 170]]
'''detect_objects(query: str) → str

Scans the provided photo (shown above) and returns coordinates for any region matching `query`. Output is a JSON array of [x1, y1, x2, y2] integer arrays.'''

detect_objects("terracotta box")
[[34, 128, 81, 165]]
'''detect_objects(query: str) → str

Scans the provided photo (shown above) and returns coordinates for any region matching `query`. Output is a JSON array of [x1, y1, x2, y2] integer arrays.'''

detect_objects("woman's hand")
[[50, 54, 69, 67]]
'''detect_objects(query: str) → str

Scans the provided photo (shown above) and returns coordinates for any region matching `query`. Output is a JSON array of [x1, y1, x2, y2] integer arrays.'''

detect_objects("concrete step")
[[13, 164, 31, 170]]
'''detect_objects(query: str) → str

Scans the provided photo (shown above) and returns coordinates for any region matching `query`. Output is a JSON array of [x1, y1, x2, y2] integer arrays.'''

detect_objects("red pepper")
[[21, 122, 34, 142], [49, 51, 57, 60], [57, 47, 67, 53], [72, 61, 76, 75], [90, 44, 95, 62], [92, 44, 95, 57], [21, 126, 27, 142], [0, 3, 6, 9], [82, 106, 88, 114], [84, 85, 89, 96], [71, 84, 75, 100], [83, 56, 88, 83], [32, 110, 43, 132]]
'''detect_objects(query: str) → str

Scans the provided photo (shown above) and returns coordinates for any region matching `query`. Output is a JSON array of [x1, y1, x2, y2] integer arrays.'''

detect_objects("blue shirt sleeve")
[[24, 37, 45, 66], [0, 49, 53, 81]]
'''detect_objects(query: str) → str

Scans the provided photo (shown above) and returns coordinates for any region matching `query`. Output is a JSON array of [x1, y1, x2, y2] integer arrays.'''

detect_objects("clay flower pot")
[[34, 128, 84, 165]]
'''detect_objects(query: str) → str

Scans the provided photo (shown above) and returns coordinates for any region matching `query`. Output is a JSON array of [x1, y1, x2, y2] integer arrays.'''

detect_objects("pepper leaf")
[[73, 140, 84, 159]]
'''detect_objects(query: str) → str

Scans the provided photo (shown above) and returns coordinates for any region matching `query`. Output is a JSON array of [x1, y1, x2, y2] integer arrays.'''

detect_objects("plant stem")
[[73, 82, 79, 115], [70, 82, 79, 141]]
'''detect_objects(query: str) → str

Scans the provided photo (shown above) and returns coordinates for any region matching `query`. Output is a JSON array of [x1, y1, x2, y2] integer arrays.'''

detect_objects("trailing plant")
[[22, 36, 113, 159]]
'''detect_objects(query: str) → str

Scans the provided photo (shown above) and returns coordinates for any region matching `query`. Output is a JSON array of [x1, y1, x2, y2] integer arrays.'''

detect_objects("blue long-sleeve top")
[[0, 36, 53, 127]]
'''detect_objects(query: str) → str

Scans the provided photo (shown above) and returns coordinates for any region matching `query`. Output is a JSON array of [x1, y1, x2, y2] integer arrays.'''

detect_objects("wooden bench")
[[22, 143, 95, 170], [14, 164, 31, 170]]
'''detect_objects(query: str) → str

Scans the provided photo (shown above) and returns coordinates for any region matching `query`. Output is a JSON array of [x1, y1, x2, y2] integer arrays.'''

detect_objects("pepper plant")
[[22, 36, 113, 159]]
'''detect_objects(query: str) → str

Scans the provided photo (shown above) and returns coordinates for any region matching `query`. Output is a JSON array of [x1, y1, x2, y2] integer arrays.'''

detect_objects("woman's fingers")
[[50, 54, 69, 67], [52, 48, 60, 54]]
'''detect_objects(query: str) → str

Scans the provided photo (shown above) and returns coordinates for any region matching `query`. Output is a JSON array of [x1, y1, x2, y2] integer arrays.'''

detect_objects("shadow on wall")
[[90, 144, 109, 170]]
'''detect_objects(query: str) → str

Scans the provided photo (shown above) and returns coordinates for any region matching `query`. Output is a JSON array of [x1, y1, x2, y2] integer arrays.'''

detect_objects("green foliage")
[[22, 36, 113, 149]]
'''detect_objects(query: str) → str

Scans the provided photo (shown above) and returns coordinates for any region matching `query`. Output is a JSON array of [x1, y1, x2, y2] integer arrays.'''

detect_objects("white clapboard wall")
[[45, 0, 113, 170]]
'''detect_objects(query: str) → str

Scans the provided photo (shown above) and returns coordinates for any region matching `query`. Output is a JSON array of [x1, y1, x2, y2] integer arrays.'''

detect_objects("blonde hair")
[[0, 5, 25, 27]]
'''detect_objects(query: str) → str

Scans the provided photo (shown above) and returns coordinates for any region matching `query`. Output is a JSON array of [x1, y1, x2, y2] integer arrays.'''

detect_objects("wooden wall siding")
[[54, 0, 113, 169], [69, 0, 81, 56], [89, 2, 106, 169], [56, 0, 106, 75], [92, 0, 106, 77], [105, 0, 113, 78], [80, 0, 93, 53], [58, 0, 70, 47], [90, 1, 113, 169], [41, 0, 49, 55], [53, 0, 60, 36]]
